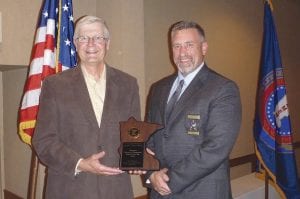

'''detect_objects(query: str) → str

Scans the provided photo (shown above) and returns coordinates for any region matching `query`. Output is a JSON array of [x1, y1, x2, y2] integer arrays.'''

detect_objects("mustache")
[[176, 56, 192, 61]]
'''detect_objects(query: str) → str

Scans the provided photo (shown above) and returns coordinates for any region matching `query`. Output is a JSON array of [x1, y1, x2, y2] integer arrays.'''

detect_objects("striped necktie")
[[165, 79, 184, 122]]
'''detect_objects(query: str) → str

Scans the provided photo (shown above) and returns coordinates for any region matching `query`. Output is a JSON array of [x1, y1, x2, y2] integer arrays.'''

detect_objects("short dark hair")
[[171, 21, 205, 41]]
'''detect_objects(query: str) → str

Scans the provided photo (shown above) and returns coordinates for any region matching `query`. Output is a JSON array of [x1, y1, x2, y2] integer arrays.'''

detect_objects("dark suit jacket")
[[146, 64, 242, 199], [32, 65, 141, 199]]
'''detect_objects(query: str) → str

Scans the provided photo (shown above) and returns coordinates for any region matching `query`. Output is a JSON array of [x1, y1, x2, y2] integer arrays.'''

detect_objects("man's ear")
[[74, 39, 78, 49], [106, 40, 110, 50], [202, 42, 208, 55]]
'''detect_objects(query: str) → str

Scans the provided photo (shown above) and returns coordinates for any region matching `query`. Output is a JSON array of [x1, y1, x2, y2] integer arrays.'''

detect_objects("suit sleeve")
[[144, 85, 156, 185], [130, 78, 141, 121], [167, 81, 242, 193], [145, 84, 156, 149], [32, 78, 81, 177]]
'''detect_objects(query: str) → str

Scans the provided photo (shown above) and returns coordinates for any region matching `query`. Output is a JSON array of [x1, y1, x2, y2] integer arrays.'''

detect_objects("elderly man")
[[33, 15, 140, 199]]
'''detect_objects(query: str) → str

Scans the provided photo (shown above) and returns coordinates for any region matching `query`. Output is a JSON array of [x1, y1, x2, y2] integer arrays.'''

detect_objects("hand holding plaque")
[[119, 117, 162, 171]]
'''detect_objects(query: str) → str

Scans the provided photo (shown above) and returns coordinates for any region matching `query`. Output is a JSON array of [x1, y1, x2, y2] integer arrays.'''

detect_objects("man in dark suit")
[[145, 21, 242, 198], [32, 16, 140, 199]]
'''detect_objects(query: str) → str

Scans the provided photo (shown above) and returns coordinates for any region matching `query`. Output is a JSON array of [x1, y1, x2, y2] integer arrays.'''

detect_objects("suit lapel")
[[99, 66, 119, 131], [167, 65, 210, 123], [71, 65, 120, 137], [162, 75, 177, 125], [72, 66, 99, 129]]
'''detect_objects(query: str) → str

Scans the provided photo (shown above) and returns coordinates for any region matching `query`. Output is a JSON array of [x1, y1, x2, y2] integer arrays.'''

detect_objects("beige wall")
[[0, 1, 40, 65], [0, 0, 300, 198], [2, 68, 30, 197], [96, 0, 146, 115]]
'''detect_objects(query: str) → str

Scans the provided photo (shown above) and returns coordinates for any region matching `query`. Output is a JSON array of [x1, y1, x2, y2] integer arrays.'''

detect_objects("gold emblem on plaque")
[[128, 127, 140, 139]]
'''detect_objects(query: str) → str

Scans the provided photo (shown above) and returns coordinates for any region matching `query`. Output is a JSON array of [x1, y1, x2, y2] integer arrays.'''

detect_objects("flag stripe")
[[33, 42, 47, 59], [24, 74, 42, 91], [19, 106, 39, 120], [21, 89, 41, 109], [35, 27, 47, 43]]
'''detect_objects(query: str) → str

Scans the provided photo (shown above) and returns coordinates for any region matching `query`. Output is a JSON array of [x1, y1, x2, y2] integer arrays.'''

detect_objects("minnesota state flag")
[[254, 1, 300, 198]]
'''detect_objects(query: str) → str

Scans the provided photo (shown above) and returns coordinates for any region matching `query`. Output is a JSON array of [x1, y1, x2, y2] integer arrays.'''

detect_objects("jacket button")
[[97, 145, 103, 151]]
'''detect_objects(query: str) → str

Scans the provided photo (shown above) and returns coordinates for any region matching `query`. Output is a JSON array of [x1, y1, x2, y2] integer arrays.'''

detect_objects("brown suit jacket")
[[32, 65, 141, 199]]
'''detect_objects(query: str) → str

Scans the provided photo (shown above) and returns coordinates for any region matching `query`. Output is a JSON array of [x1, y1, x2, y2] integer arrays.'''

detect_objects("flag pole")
[[27, 150, 39, 199], [56, 0, 62, 72], [264, 170, 269, 199]]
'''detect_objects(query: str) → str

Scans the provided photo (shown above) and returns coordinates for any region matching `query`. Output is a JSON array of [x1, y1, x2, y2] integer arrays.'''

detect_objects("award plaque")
[[119, 117, 162, 171]]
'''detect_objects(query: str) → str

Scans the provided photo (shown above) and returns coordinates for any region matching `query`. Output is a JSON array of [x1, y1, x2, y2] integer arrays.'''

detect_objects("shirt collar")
[[81, 64, 106, 83]]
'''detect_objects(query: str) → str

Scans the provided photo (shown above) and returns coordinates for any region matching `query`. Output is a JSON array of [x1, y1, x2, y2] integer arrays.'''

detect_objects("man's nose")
[[179, 45, 188, 55], [87, 37, 97, 45]]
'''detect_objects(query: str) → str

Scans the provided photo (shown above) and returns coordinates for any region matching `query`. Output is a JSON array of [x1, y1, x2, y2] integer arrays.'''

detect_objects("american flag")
[[18, 0, 77, 145]]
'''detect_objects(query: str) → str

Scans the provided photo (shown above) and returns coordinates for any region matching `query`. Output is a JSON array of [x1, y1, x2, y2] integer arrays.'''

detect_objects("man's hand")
[[150, 168, 171, 196], [79, 151, 124, 175]]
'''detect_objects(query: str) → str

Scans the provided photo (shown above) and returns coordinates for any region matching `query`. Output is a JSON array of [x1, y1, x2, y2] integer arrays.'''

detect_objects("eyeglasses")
[[172, 42, 196, 50], [76, 35, 108, 44]]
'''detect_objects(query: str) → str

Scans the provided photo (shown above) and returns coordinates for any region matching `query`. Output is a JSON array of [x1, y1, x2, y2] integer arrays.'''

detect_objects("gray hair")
[[74, 15, 110, 40], [170, 21, 205, 42]]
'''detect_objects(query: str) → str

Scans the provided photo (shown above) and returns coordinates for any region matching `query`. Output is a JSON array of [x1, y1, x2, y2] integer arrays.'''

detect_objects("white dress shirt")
[[74, 65, 107, 175]]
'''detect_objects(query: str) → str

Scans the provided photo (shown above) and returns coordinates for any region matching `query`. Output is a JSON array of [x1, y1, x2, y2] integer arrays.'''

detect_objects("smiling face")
[[74, 22, 110, 68], [171, 28, 208, 76]]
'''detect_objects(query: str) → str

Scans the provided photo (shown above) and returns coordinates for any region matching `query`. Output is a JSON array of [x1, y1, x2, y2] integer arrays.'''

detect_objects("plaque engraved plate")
[[121, 142, 144, 168]]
